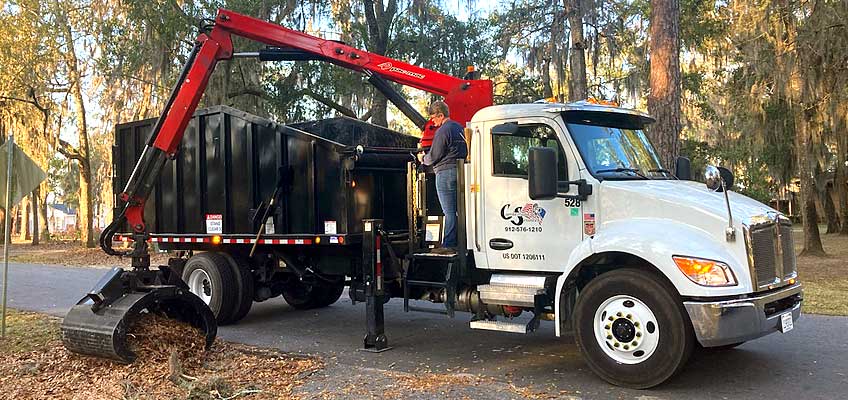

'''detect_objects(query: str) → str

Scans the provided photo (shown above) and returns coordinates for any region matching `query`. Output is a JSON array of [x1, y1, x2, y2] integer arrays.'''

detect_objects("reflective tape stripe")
[[140, 236, 328, 245]]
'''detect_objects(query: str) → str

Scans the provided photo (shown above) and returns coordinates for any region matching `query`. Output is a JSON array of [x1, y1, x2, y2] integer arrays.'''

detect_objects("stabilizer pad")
[[61, 286, 216, 363]]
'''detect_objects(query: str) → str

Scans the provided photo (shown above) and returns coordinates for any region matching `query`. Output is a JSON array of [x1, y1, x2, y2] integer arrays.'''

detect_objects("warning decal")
[[206, 214, 223, 234]]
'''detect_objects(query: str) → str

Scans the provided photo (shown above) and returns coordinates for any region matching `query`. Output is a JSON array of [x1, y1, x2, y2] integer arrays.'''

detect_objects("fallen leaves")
[[0, 312, 322, 400]]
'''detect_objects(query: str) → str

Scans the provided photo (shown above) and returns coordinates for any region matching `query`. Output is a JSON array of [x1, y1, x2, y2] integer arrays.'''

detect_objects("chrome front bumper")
[[683, 283, 803, 347]]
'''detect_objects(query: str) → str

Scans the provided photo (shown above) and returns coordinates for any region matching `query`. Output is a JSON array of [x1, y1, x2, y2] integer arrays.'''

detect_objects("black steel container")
[[113, 106, 418, 239]]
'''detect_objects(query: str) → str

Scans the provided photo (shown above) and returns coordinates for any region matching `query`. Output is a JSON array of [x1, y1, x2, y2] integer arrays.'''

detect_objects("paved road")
[[4, 263, 847, 399]]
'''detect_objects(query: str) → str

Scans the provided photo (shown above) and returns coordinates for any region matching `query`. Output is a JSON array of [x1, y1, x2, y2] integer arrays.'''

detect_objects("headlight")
[[672, 256, 738, 286]]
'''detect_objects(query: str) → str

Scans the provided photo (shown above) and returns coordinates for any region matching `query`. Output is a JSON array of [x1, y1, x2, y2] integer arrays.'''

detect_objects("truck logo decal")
[[377, 62, 426, 79], [501, 203, 546, 226]]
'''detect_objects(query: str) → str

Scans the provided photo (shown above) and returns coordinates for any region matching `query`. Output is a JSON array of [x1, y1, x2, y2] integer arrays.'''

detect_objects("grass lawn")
[[0, 309, 59, 354], [795, 229, 848, 316]]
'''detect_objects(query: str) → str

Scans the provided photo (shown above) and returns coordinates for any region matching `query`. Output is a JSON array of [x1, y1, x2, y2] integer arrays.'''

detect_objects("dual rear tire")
[[281, 278, 345, 310], [182, 252, 346, 323], [182, 252, 253, 325]]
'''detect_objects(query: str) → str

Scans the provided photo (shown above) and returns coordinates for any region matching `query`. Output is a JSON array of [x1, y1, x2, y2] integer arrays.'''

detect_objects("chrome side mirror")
[[704, 165, 722, 191]]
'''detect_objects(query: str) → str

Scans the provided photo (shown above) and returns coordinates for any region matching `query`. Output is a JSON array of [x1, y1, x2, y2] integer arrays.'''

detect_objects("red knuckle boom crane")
[[61, 9, 492, 362]]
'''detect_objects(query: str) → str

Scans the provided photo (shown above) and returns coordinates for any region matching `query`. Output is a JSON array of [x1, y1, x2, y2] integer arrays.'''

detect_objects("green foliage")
[[47, 157, 79, 208]]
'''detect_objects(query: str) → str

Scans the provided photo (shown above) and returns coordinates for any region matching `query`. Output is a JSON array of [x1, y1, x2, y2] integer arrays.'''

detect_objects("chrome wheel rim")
[[593, 294, 659, 364], [187, 269, 213, 305]]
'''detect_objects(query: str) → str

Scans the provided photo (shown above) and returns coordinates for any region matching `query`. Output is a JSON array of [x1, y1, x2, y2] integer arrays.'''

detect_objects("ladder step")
[[469, 320, 528, 334], [411, 252, 458, 259]]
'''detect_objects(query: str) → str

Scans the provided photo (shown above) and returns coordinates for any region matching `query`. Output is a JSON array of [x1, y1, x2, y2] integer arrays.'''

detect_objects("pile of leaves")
[[0, 312, 322, 400]]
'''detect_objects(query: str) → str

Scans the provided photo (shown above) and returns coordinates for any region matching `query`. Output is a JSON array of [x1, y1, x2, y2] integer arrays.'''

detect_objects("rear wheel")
[[282, 278, 345, 310], [574, 268, 695, 389], [182, 252, 238, 324], [221, 254, 254, 324]]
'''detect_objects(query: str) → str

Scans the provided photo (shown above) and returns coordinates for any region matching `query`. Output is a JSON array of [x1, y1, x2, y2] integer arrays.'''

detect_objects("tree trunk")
[[37, 182, 49, 241], [836, 104, 848, 235], [565, 0, 588, 101], [19, 196, 29, 241], [824, 182, 840, 234], [0, 208, 5, 245], [31, 188, 39, 245], [363, 0, 397, 127], [795, 105, 825, 255], [58, 3, 95, 248], [647, 0, 682, 168]]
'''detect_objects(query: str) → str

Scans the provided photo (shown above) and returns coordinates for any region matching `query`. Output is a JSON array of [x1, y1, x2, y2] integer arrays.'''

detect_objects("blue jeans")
[[435, 168, 458, 248]]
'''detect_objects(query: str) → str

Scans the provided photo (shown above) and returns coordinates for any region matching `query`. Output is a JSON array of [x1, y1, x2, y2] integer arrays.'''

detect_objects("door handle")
[[488, 238, 514, 251]]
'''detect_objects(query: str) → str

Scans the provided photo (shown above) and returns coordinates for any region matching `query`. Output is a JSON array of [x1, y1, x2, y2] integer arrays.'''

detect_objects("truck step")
[[469, 320, 528, 334], [477, 274, 547, 307], [477, 284, 546, 308]]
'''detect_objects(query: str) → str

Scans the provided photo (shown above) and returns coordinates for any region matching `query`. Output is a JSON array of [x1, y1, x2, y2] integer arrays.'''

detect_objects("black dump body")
[[114, 105, 418, 243]]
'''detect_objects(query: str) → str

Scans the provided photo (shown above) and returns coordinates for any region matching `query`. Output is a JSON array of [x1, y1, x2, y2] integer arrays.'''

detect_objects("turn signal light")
[[673, 256, 737, 286], [315, 236, 321, 244], [211, 235, 222, 245]]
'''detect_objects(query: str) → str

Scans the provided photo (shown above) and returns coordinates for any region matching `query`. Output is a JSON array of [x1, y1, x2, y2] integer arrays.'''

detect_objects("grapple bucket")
[[61, 267, 217, 363]]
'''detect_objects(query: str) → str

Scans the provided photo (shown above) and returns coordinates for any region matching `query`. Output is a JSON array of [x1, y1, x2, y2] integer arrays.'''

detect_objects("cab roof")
[[471, 101, 654, 125]]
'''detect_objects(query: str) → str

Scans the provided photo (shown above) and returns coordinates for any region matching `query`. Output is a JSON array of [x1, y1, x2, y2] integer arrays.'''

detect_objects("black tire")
[[282, 278, 345, 310], [312, 279, 345, 308], [574, 268, 695, 389], [221, 254, 254, 324], [181, 252, 238, 324]]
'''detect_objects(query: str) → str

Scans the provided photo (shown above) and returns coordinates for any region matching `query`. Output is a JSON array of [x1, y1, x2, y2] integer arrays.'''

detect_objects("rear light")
[[211, 235, 222, 245]]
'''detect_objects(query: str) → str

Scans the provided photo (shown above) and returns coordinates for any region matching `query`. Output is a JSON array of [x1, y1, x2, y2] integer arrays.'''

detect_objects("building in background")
[[47, 203, 76, 233]]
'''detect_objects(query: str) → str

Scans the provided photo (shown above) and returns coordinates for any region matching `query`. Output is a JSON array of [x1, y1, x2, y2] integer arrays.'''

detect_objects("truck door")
[[482, 120, 583, 272]]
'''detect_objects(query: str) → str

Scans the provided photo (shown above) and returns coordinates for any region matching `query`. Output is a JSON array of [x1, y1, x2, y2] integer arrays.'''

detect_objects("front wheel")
[[574, 268, 695, 389]]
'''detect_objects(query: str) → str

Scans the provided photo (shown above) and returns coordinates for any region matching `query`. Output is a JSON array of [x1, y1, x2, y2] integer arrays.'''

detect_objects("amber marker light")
[[211, 235, 222, 245], [315, 236, 321, 244], [672, 256, 737, 287]]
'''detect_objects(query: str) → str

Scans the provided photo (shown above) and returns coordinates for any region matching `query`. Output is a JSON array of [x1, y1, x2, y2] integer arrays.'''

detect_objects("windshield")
[[566, 122, 668, 179]]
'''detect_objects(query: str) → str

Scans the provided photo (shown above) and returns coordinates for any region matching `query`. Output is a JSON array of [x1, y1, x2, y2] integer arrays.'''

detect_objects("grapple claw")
[[61, 268, 217, 363]]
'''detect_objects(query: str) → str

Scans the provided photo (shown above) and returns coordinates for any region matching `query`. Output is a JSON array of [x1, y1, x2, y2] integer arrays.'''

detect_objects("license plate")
[[780, 312, 793, 333]]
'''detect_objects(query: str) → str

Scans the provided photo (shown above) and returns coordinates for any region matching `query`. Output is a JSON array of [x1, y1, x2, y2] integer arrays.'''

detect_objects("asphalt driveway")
[[3, 263, 846, 399]]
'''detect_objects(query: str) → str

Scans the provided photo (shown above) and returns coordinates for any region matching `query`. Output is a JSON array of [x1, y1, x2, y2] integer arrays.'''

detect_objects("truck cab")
[[461, 101, 803, 387]]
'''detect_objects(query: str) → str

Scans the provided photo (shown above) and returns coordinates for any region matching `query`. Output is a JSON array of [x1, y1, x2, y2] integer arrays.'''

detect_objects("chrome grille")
[[750, 224, 778, 287], [780, 224, 796, 278], [746, 217, 796, 290]]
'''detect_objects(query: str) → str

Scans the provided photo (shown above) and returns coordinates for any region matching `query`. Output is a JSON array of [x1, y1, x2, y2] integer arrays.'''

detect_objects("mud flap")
[[61, 269, 217, 363]]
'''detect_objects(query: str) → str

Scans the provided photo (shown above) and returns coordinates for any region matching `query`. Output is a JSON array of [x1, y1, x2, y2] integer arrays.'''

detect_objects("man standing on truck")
[[419, 101, 467, 254]]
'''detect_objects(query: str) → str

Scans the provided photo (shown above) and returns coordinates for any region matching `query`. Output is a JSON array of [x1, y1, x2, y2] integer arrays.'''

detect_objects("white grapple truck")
[[62, 9, 802, 389]]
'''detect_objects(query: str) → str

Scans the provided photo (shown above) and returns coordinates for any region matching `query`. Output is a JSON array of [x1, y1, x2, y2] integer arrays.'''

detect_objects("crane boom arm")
[[102, 9, 493, 262]]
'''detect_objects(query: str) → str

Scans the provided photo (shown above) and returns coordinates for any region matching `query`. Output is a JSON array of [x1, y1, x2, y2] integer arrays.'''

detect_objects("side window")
[[492, 124, 568, 179]]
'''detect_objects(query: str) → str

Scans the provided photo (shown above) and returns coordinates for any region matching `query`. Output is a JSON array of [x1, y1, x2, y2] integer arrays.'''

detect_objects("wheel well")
[[556, 252, 681, 336], [565, 252, 679, 296]]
